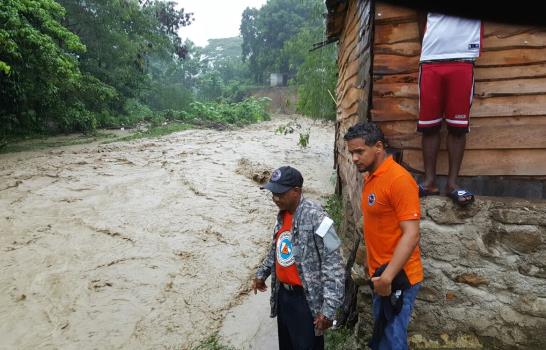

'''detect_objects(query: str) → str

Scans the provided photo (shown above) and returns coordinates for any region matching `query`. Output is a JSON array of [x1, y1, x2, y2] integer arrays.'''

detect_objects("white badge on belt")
[[315, 217, 333, 238]]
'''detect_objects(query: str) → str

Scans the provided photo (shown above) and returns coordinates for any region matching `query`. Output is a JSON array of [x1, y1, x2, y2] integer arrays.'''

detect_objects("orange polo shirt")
[[275, 211, 303, 286], [361, 156, 423, 285]]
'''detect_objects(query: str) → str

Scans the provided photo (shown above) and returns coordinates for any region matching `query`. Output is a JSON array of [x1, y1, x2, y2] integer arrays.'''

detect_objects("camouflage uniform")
[[256, 196, 345, 321]]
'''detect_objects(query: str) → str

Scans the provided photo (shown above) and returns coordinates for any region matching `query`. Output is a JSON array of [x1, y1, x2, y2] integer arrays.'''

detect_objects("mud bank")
[[0, 115, 334, 349]]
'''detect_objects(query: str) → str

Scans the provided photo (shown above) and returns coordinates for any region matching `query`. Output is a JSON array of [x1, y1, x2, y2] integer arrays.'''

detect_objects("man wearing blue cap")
[[253, 165, 345, 350]]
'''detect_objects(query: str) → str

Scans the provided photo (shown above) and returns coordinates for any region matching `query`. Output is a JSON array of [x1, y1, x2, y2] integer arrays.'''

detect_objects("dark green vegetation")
[[324, 193, 343, 231], [325, 326, 357, 349], [241, 0, 337, 119], [1, 0, 336, 143], [191, 335, 235, 350]]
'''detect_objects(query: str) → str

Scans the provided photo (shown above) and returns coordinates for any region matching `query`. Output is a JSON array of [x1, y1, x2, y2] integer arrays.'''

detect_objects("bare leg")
[[446, 132, 466, 192], [421, 131, 441, 192]]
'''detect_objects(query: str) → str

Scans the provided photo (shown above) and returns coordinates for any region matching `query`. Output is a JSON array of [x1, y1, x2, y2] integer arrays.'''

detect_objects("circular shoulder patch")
[[271, 169, 282, 181], [368, 193, 376, 206], [276, 231, 295, 267]]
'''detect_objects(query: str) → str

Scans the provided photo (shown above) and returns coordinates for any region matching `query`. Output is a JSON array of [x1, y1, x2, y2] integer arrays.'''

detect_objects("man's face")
[[347, 137, 380, 173], [271, 187, 300, 211]]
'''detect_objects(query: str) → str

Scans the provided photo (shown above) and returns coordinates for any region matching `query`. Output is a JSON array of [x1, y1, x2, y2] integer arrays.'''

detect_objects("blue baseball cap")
[[260, 166, 304, 193]]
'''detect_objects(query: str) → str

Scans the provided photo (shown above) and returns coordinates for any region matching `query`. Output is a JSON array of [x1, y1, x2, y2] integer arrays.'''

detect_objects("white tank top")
[[420, 13, 482, 62]]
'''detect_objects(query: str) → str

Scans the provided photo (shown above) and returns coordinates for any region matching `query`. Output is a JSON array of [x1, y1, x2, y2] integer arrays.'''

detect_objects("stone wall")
[[342, 196, 546, 349]]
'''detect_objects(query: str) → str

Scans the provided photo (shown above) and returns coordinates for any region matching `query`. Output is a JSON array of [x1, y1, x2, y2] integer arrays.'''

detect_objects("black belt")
[[280, 283, 304, 293]]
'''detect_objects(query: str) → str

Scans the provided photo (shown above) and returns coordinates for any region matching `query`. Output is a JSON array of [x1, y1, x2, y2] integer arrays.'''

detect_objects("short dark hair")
[[343, 121, 387, 147]]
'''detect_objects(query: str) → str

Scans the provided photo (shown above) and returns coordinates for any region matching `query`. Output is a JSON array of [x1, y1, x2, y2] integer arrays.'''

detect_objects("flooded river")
[[0, 115, 334, 349]]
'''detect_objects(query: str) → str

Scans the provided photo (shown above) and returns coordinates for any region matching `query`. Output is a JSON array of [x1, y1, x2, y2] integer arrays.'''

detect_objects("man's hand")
[[252, 278, 267, 294], [313, 313, 333, 331], [371, 275, 392, 296]]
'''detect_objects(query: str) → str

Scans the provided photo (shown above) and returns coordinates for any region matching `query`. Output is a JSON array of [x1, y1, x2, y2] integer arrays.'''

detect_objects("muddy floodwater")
[[0, 115, 335, 349]]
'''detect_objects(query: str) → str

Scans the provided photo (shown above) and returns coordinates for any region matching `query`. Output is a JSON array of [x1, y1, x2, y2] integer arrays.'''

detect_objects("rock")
[[454, 273, 489, 287], [490, 223, 544, 254], [513, 295, 546, 318], [409, 333, 483, 349], [490, 200, 546, 226], [341, 195, 546, 349], [417, 286, 442, 303], [446, 291, 457, 301], [518, 263, 546, 278], [424, 197, 481, 225]]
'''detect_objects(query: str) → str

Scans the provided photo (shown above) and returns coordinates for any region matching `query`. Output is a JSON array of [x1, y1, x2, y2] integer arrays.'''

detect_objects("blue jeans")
[[372, 283, 421, 350]]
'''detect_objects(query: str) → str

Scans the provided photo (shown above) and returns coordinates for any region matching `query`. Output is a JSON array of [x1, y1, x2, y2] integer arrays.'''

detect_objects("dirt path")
[[0, 115, 334, 349]]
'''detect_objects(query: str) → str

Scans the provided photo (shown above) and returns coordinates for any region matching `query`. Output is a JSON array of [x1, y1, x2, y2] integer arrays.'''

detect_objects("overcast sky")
[[177, 0, 268, 47]]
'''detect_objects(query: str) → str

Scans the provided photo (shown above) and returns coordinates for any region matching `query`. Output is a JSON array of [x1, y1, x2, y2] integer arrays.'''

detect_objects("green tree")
[[58, 0, 193, 108], [197, 36, 252, 102], [240, 0, 320, 83], [143, 39, 202, 111], [0, 0, 89, 134], [288, 28, 337, 120]]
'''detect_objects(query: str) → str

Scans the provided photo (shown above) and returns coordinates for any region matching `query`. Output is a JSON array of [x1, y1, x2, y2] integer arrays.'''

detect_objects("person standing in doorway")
[[417, 12, 482, 206], [344, 122, 423, 350]]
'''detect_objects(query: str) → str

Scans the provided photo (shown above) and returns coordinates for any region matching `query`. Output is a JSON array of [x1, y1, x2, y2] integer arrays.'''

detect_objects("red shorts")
[[418, 61, 474, 132]]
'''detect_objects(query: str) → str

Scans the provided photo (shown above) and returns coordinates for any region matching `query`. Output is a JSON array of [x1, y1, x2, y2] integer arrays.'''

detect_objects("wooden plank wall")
[[334, 0, 373, 259], [372, 3, 546, 176]]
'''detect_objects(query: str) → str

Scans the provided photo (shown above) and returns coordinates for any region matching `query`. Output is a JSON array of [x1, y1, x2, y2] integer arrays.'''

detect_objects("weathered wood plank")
[[374, 72, 418, 84], [372, 95, 546, 120], [472, 95, 546, 117], [374, 78, 546, 98], [375, 42, 421, 56], [477, 48, 546, 66], [340, 87, 365, 110], [377, 116, 546, 136], [374, 54, 419, 75], [484, 22, 535, 38], [373, 82, 417, 98], [383, 124, 546, 150], [476, 78, 546, 97], [402, 149, 546, 176], [374, 3, 417, 24], [484, 30, 546, 49], [339, 1, 361, 47], [371, 97, 418, 121], [338, 39, 369, 90], [338, 15, 372, 80], [337, 102, 360, 121], [475, 63, 546, 81], [374, 63, 546, 82], [374, 22, 419, 44]]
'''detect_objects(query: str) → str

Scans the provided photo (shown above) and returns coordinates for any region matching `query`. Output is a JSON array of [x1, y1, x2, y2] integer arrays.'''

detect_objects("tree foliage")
[[0, 0, 87, 133], [241, 0, 337, 120], [0, 0, 338, 138], [240, 0, 321, 83], [0, 0, 195, 135], [285, 27, 337, 120]]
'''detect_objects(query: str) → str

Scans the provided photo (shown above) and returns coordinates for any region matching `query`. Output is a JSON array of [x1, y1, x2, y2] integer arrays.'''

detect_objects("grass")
[[109, 122, 193, 142], [0, 122, 194, 154], [191, 335, 236, 350], [0, 131, 116, 154], [325, 326, 356, 349], [323, 193, 343, 231]]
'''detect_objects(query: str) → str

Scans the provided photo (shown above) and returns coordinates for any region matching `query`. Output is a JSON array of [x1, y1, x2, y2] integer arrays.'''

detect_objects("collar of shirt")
[[366, 155, 394, 182]]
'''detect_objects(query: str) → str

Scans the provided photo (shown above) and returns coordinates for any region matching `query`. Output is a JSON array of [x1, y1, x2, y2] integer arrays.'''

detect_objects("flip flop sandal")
[[418, 183, 440, 197], [447, 189, 475, 206]]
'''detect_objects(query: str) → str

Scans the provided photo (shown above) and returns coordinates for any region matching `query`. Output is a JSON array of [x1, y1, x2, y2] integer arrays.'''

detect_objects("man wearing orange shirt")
[[253, 166, 344, 350], [344, 122, 423, 350]]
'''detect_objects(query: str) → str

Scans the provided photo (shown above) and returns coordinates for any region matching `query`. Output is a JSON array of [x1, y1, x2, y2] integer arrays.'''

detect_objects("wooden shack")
[[327, 0, 546, 206], [325, 2, 546, 347]]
